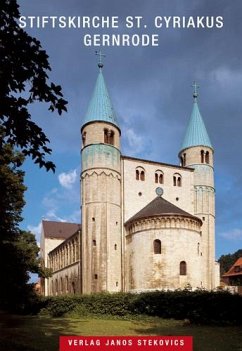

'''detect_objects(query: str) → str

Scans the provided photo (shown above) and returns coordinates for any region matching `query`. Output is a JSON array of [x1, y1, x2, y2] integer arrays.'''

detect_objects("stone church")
[[40, 57, 220, 296]]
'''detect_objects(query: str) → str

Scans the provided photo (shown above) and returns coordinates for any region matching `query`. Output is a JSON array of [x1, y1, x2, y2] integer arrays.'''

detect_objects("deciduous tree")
[[0, 0, 67, 172]]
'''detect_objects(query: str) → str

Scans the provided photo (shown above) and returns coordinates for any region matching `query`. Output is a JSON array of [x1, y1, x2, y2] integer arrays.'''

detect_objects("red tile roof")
[[42, 220, 81, 239], [223, 257, 242, 277]]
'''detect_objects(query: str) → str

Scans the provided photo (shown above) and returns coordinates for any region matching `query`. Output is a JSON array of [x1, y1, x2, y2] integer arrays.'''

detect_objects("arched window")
[[180, 261, 187, 275], [82, 132, 86, 146], [155, 170, 164, 184], [109, 130, 114, 145], [104, 128, 115, 145], [153, 239, 161, 254], [173, 173, 182, 187], [177, 176, 182, 187], [104, 129, 109, 143], [201, 150, 205, 163], [136, 169, 140, 180], [197, 243, 200, 255], [183, 153, 186, 166], [173, 176, 176, 186], [136, 167, 145, 181], [205, 151, 209, 164], [155, 173, 158, 183], [140, 170, 145, 181]]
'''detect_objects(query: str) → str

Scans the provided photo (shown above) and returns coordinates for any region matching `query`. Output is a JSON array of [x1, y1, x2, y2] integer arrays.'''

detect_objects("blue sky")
[[17, 0, 242, 259]]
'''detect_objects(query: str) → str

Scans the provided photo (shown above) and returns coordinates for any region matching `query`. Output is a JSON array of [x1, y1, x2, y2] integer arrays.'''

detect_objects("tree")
[[218, 249, 242, 276], [0, 143, 26, 239], [0, 145, 51, 308], [0, 0, 67, 172]]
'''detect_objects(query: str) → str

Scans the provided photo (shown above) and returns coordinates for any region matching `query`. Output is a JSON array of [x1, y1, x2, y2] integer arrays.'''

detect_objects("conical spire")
[[82, 52, 119, 128], [180, 82, 213, 152]]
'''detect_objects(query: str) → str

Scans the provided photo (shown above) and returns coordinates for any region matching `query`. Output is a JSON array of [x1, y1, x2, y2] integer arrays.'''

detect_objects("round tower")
[[178, 83, 215, 289], [81, 53, 122, 293]]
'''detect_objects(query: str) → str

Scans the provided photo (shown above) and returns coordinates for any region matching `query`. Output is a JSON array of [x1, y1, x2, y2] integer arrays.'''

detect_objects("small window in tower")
[[116, 281, 119, 287], [201, 150, 205, 163], [104, 128, 115, 145], [92, 217, 95, 222], [180, 261, 187, 275], [109, 130, 115, 145], [183, 153, 186, 166], [114, 244, 117, 250], [82, 132, 86, 146], [205, 151, 209, 164], [94, 274, 98, 279], [197, 243, 200, 255], [93, 240, 96, 246], [154, 239, 161, 254], [104, 129, 109, 143]]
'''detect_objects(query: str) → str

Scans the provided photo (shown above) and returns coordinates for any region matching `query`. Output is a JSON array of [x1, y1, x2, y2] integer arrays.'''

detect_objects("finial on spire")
[[192, 81, 199, 101], [95, 50, 105, 70]]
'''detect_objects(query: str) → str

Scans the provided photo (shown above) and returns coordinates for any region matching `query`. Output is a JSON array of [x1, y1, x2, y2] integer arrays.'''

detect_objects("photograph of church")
[[40, 57, 220, 296]]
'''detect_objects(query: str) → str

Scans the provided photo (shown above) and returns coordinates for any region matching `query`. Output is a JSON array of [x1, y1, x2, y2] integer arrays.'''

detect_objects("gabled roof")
[[180, 100, 213, 152], [82, 70, 119, 128], [42, 220, 81, 239], [125, 196, 202, 225], [223, 257, 242, 277]]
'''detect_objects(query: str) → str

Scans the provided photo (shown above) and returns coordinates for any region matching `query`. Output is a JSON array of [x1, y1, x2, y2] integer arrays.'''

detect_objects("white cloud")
[[58, 169, 78, 189], [123, 127, 144, 155], [220, 228, 242, 241], [27, 222, 42, 239]]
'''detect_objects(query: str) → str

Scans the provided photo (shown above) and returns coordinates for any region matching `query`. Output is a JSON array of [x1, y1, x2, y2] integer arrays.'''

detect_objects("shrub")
[[34, 290, 242, 325]]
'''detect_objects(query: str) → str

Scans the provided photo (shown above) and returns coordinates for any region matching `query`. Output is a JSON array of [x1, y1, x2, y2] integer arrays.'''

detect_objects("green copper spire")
[[180, 82, 213, 151], [82, 51, 119, 128]]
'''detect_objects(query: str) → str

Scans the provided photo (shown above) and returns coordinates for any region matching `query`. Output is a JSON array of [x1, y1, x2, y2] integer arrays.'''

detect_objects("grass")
[[0, 312, 242, 351]]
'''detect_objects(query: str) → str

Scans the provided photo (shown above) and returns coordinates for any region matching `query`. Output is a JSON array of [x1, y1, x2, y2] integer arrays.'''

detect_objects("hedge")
[[28, 290, 242, 325]]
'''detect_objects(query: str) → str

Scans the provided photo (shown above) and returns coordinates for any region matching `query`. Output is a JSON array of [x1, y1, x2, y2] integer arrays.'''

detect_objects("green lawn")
[[0, 312, 242, 351]]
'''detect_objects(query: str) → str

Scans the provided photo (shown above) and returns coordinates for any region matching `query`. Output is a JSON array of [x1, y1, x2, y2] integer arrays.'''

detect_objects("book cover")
[[1, 1, 242, 350]]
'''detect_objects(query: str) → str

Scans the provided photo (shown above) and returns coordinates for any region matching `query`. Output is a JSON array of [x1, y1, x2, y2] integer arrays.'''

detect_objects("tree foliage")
[[0, 143, 26, 239], [218, 249, 242, 276], [0, 145, 50, 308], [0, 0, 67, 172]]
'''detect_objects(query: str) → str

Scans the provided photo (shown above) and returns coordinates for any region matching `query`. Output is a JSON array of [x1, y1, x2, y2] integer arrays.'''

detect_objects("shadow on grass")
[[132, 321, 242, 351], [1, 312, 242, 351], [0, 312, 91, 351]]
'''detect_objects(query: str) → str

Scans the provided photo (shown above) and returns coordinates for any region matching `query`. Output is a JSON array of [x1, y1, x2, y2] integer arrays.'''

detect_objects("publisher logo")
[[60, 336, 193, 351]]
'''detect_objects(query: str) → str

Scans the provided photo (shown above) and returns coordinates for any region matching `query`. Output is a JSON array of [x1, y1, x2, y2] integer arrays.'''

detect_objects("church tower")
[[179, 83, 215, 289], [81, 53, 122, 293]]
